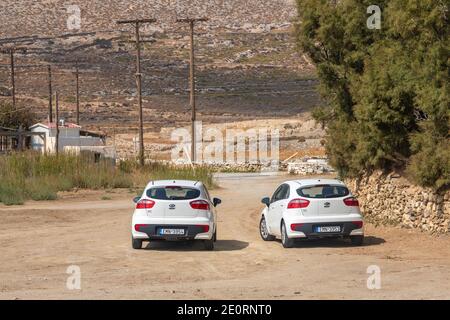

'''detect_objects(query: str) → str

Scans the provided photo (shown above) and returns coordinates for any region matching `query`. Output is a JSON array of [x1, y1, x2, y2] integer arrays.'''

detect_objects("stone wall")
[[287, 157, 335, 175], [346, 171, 450, 234]]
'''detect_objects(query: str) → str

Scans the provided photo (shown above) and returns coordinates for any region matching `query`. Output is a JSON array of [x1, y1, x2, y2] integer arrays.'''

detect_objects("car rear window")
[[146, 186, 200, 200], [297, 185, 349, 199]]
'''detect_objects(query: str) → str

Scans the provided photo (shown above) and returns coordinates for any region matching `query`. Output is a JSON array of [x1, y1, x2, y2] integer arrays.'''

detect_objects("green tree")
[[0, 102, 36, 129], [295, 0, 449, 190]]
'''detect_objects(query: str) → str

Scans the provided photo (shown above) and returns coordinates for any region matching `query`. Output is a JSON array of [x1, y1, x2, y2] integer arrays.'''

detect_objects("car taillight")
[[134, 224, 149, 232], [291, 223, 304, 231], [344, 197, 359, 207], [288, 199, 310, 209], [136, 199, 155, 209], [352, 221, 363, 229], [190, 200, 210, 210], [197, 225, 210, 233]]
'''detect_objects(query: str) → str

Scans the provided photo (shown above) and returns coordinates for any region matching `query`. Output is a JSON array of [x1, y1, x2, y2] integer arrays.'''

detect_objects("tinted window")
[[297, 185, 349, 199], [271, 186, 283, 203], [271, 184, 290, 203], [147, 186, 200, 200], [281, 184, 290, 199]]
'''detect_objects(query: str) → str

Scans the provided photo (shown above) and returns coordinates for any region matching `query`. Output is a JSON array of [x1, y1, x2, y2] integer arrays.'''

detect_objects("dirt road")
[[1, 174, 449, 299]]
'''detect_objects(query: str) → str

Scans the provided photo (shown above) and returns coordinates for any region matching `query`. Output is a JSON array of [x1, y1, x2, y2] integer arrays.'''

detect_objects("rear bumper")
[[289, 221, 364, 239], [132, 224, 213, 241]]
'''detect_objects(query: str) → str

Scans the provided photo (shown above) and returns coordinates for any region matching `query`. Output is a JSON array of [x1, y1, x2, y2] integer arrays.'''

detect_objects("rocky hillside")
[[0, 0, 319, 139], [0, 0, 296, 37]]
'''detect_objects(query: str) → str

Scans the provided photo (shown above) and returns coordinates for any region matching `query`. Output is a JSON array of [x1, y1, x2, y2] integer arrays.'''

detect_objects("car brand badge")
[[324, 202, 331, 208], [169, 204, 176, 210]]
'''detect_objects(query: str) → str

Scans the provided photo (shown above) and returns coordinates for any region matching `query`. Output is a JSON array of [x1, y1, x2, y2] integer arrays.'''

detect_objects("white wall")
[[30, 125, 103, 154]]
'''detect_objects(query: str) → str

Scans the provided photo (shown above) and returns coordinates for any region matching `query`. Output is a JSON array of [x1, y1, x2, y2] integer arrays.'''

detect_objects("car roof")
[[285, 179, 346, 187], [145, 180, 204, 189]]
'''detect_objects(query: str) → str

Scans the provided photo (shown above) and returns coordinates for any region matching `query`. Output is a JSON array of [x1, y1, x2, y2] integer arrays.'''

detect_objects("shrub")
[[0, 101, 36, 129]]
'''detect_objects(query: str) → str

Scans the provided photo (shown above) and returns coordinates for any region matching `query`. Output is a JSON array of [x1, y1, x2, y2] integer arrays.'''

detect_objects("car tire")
[[281, 222, 294, 248], [132, 238, 143, 250], [213, 227, 217, 242], [260, 216, 275, 241], [204, 239, 214, 251], [350, 235, 364, 246]]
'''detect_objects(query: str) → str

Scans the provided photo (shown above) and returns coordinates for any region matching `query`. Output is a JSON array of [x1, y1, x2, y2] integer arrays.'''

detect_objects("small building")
[[30, 121, 115, 159]]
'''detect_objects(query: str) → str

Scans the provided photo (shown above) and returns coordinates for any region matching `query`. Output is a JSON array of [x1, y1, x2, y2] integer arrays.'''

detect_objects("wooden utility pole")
[[176, 18, 208, 163], [9, 50, 16, 108], [0, 47, 27, 108], [117, 18, 157, 166], [48, 65, 53, 123], [75, 63, 80, 125], [55, 91, 59, 155]]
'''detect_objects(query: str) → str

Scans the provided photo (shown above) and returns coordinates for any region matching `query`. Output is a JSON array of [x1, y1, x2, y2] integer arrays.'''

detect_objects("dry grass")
[[0, 152, 214, 205]]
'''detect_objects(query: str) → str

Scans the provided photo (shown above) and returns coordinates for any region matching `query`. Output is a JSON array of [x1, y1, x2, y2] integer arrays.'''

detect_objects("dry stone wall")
[[346, 171, 450, 234]]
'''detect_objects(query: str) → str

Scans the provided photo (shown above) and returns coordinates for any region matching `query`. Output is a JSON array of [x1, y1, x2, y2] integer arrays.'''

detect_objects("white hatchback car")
[[259, 179, 364, 248], [131, 180, 221, 250]]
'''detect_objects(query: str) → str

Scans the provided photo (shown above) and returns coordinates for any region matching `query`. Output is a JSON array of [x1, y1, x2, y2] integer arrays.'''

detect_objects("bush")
[[0, 180, 24, 205], [25, 179, 58, 201], [407, 131, 450, 191]]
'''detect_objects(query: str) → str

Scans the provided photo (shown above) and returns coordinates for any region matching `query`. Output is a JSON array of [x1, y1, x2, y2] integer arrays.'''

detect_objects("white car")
[[259, 179, 364, 248], [131, 180, 221, 250]]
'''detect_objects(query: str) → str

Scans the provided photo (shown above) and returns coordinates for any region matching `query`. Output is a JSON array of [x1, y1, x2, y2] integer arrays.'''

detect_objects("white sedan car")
[[259, 179, 364, 248], [131, 180, 221, 250]]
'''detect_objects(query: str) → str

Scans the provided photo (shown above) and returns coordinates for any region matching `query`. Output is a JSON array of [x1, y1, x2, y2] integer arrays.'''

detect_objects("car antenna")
[[194, 181, 199, 186]]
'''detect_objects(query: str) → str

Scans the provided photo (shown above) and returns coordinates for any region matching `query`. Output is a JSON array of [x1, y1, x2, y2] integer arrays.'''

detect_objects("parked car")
[[259, 179, 364, 248], [131, 180, 221, 250]]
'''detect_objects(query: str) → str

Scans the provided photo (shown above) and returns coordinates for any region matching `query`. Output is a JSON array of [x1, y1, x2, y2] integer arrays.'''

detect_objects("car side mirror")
[[133, 196, 141, 204], [261, 197, 270, 207], [213, 198, 222, 207]]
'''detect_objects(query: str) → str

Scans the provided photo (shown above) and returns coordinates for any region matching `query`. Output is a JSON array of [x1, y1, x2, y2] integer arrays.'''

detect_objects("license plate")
[[315, 226, 341, 233], [159, 228, 185, 235]]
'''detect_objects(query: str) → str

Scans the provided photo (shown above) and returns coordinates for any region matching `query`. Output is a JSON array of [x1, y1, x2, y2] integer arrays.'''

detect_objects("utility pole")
[[75, 62, 80, 125], [9, 50, 15, 108], [176, 18, 208, 163], [0, 47, 27, 108], [55, 91, 59, 155], [117, 18, 157, 166], [48, 65, 53, 123]]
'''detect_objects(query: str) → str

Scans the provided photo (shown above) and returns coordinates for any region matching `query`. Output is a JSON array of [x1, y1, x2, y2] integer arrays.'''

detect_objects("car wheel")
[[281, 222, 294, 248], [204, 239, 214, 251], [260, 216, 275, 241], [132, 238, 143, 250], [350, 235, 364, 246]]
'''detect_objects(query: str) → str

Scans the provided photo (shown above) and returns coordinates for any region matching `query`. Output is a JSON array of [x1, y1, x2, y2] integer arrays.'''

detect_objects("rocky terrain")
[[0, 1, 297, 37]]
